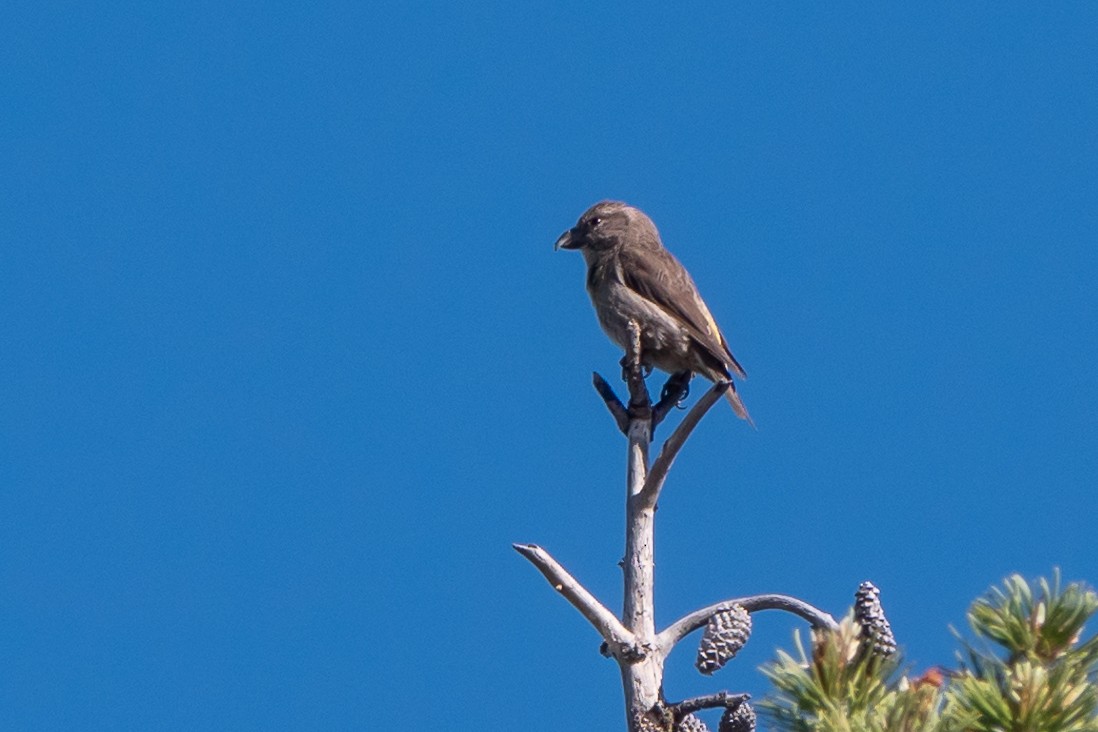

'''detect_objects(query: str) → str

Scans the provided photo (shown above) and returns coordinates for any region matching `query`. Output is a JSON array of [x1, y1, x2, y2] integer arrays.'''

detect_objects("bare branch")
[[657, 593, 839, 655], [642, 381, 729, 502], [513, 543, 636, 650], [592, 372, 629, 434], [624, 320, 650, 415], [669, 691, 750, 719]]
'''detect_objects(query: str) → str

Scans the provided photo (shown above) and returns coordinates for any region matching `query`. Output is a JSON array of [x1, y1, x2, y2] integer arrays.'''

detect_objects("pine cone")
[[718, 701, 756, 732], [696, 604, 752, 674], [854, 581, 897, 658], [633, 713, 665, 732], [634, 705, 674, 732], [675, 713, 710, 732]]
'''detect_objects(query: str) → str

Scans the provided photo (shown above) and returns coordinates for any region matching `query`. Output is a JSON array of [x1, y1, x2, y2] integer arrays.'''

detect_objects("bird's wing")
[[619, 244, 747, 379]]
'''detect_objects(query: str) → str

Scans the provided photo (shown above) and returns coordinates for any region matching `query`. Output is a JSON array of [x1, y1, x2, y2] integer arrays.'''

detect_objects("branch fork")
[[669, 691, 751, 719], [517, 321, 837, 731]]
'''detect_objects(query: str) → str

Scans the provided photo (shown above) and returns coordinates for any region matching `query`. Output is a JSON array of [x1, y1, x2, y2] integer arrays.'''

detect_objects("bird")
[[554, 200, 751, 423]]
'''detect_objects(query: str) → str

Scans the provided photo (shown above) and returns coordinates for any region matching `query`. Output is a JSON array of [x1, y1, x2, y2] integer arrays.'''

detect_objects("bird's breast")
[[586, 277, 693, 373]]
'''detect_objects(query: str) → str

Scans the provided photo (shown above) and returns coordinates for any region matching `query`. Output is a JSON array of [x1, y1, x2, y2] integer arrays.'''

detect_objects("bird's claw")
[[659, 371, 691, 406], [675, 381, 690, 407], [619, 357, 652, 382]]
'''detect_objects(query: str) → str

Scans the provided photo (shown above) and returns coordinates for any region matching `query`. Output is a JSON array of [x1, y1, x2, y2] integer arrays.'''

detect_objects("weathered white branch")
[[670, 691, 750, 718], [622, 415, 653, 640], [519, 311, 839, 731], [618, 320, 664, 723], [513, 543, 636, 649], [623, 321, 650, 413], [642, 381, 730, 504], [592, 371, 630, 434], [657, 593, 839, 655]]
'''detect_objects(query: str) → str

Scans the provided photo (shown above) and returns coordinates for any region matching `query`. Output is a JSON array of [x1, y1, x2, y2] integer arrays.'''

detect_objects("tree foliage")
[[760, 572, 1098, 732]]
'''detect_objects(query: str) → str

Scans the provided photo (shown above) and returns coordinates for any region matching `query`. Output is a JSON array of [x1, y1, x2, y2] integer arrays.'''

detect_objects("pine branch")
[[669, 691, 750, 718], [512, 543, 637, 652], [659, 594, 838, 655], [642, 381, 730, 505], [592, 372, 630, 434]]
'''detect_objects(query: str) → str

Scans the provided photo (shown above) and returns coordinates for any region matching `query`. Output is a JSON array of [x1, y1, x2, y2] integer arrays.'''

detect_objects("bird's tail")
[[724, 383, 755, 428]]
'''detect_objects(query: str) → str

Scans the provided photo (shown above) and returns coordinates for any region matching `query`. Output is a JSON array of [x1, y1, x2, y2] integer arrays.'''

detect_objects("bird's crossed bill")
[[555, 201, 752, 424]]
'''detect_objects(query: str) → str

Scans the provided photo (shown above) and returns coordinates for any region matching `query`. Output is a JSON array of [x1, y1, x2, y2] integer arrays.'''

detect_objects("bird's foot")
[[652, 371, 693, 429], [619, 355, 652, 382], [660, 373, 690, 406]]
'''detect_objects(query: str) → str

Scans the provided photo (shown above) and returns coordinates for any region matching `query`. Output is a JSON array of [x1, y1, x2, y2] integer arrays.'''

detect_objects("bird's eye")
[[589, 217, 602, 228]]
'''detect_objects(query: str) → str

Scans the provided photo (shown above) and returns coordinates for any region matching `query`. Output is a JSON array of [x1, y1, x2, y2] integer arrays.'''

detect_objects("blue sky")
[[2, 3, 1096, 730]]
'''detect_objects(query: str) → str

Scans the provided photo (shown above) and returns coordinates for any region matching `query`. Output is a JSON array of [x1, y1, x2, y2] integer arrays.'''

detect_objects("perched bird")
[[555, 200, 751, 422]]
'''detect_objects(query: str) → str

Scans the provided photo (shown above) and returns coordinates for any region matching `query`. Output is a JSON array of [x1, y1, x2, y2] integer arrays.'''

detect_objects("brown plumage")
[[555, 201, 751, 422]]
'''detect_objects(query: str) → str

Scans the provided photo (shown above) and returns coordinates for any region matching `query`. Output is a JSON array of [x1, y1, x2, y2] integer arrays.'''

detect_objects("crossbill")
[[555, 201, 751, 422]]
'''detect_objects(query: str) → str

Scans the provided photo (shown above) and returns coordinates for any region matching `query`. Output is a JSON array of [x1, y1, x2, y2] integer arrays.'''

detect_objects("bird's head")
[[554, 200, 649, 254]]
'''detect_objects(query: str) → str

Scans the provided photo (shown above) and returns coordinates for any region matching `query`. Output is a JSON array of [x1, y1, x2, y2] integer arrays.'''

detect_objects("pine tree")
[[759, 571, 1098, 732]]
